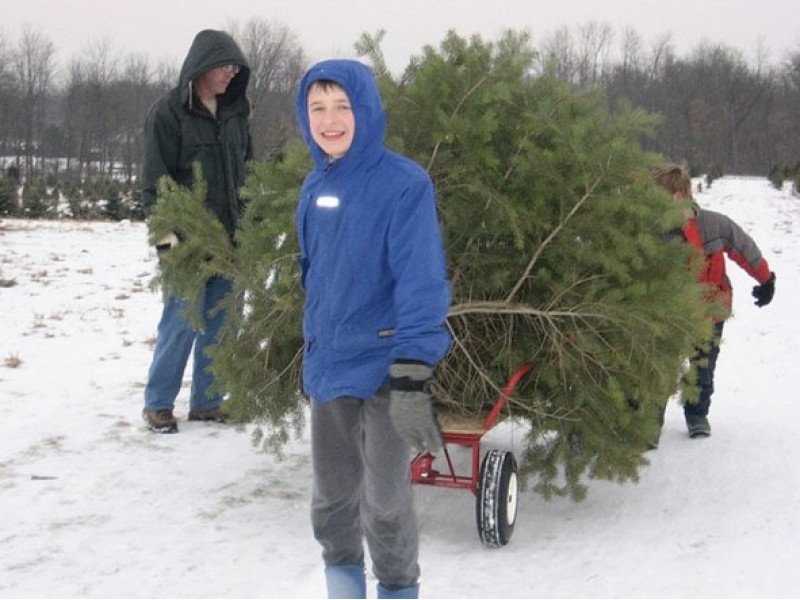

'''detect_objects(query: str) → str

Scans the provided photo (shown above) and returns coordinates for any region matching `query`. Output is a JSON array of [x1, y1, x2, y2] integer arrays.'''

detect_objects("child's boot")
[[325, 564, 366, 599], [686, 414, 711, 438], [377, 582, 419, 598]]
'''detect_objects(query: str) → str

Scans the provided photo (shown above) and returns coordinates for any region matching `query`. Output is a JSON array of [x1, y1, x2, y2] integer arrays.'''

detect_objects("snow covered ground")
[[0, 176, 798, 598]]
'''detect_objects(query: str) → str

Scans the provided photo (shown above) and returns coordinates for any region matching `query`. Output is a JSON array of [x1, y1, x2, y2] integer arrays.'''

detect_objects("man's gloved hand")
[[752, 272, 776, 307], [389, 361, 443, 454], [155, 232, 180, 254]]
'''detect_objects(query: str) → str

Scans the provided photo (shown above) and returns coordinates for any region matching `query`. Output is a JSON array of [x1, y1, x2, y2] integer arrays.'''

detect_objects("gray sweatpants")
[[310, 387, 420, 588]]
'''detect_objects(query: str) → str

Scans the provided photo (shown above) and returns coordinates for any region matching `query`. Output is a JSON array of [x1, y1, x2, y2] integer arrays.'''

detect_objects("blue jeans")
[[685, 321, 725, 418], [144, 276, 233, 412]]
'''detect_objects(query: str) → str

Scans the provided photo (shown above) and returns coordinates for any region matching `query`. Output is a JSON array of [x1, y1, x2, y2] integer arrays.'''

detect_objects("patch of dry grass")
[[4, 353, 22, 368]]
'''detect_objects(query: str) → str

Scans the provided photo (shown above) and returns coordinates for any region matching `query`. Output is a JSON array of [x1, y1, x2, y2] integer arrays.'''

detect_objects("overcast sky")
[[1, 0, 798, 74]]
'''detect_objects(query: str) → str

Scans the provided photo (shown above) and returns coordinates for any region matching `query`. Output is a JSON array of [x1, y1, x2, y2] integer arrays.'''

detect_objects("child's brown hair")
[[652, 162, 692, 199]]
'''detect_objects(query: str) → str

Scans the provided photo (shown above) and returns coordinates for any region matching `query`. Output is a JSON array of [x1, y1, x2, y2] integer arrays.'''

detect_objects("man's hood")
[[178, 29, 250, 110]]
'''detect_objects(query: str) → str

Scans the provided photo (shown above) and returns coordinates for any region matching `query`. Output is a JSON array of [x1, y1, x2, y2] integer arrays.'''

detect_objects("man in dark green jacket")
[[142, 29, 252, 433]]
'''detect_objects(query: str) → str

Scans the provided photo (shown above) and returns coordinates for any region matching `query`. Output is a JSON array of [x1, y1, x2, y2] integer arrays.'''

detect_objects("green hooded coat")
[[141, 29, 252, 238]]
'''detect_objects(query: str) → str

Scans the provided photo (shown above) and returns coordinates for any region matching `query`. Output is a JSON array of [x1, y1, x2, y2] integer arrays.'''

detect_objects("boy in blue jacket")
[[294, 59, 451, 599]]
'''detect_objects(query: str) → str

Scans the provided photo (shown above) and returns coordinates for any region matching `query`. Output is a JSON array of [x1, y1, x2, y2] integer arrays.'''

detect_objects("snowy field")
[[0, 176, 798, 598]]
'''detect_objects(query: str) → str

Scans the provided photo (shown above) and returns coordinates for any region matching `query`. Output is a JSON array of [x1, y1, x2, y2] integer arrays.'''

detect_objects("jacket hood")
[[178, 29, 250, 111], [295, 59, 386, 167]]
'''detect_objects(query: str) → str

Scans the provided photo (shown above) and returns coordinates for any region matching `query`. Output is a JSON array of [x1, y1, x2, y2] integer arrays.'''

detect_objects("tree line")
[[0, 19, 798, 219]]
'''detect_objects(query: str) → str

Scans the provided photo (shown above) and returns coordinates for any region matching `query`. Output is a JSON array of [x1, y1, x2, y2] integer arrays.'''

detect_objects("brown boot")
[[143, 408, 178, 433], [187, 407, 228, 423]]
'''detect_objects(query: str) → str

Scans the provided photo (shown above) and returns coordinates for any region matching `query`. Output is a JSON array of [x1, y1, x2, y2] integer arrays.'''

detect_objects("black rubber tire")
[[475, 449, 518, 547]]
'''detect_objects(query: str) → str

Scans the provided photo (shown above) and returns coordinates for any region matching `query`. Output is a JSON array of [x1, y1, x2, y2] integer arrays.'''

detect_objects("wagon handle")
[[481, 362, 534, 432]]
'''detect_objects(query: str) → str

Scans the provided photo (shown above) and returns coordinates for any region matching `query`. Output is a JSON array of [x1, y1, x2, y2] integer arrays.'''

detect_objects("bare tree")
[[575, 21, 614, 87], [0, 31, 21, 172], [536, 22, 615, 89], [117, 52, 161, 183], [13, 26, 56, 180], [619, 27, 644, 76], [61, 59, 86, 176], [647, 34, 674, 84], [605, 28, 649, 114], [778, 51, 800, 163], [690, 43, 774, 171], [230, 18, 307, 159], [537, 26, 576, 83], [83, 39, 121, 178]]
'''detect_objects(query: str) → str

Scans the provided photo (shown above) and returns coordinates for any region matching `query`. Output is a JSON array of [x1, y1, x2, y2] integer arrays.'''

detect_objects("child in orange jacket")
[[652, 163, 776, 438]]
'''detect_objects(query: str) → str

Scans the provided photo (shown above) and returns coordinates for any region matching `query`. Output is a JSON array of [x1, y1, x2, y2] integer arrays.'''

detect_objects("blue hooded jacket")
[[294, 59, 451, 403]]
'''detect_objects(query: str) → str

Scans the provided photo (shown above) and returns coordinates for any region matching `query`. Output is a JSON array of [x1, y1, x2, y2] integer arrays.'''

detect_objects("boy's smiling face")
[[307, 82, 355, 159]]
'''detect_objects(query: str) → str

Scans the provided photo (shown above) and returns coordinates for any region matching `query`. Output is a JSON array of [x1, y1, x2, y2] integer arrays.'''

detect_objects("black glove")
[[752, 272, 776, 307], [388, 362, 443, 453]]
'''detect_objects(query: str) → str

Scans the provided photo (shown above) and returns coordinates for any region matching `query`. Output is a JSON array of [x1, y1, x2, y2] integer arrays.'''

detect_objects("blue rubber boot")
[[377, 582, 419, 598], [325, 564, 366, 599]]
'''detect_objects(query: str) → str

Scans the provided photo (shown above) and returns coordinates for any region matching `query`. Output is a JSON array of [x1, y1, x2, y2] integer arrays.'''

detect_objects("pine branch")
[[426, 75, 489, 172], [504, 162, 609, 303]]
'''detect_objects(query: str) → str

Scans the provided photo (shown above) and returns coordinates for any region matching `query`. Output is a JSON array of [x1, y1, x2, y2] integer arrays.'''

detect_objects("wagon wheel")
[[475, 449, 518, 547]]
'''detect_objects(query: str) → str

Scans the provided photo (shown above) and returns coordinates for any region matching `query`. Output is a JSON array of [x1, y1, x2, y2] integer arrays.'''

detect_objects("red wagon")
[[411, 362, 533, 547]]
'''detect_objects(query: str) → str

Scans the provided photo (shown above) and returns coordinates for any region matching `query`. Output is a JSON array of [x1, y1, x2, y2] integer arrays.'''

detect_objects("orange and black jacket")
[[682, 204, 772, 321]]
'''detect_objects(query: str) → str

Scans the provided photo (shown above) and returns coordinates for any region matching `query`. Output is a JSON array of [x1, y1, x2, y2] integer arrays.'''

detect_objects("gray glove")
[[155, 232, 180, 254], [388, 362, 443, 453]]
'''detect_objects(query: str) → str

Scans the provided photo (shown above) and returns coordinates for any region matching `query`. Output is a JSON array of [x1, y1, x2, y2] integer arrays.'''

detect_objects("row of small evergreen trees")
[[767, 164, 800, 191], [0, 171, 142, 221], [1, 138, 795, 224]]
